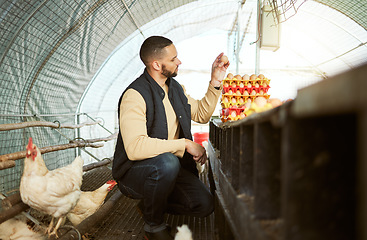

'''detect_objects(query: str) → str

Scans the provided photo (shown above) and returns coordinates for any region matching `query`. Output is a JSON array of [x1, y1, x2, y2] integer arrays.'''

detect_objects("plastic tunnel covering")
[[0, 0, 196, 193], [1, 0, 367, 195]]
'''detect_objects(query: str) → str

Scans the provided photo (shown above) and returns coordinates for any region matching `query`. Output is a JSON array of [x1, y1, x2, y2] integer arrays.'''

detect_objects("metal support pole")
[[236, 2, 241, 74], [76, 114, 81, 157], [255, 0, 261, 75]]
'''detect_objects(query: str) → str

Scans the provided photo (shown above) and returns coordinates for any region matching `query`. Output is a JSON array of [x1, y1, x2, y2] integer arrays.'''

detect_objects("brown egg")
[[283, 98, 293, 103], [231, 97, 237, 104], [268, 98, 282, 108], [234, 75, 242, 80], [221, 55, 229, 64], [227, 73, 234, 79], [242, 74, 250, 80], [259, 90, 264, 95], [224, 82, 229, 87], [231, 82, 237, 88], [255, 83, 260, 88], [247, 98, 252, 103], [250, 74, 257, 80], [254, 97, 267, 108], [243, 90, 249, 96], [239, 97, 244, 103], [258, 74, 265, 79], [247, 83, 252, 88], [263, 82, 268, 87], [223, 97, 229, 103], [228, 90, 233, 94], [231, 111, 237, 118], [240, 112, 246, 119], [251, 90, 257, 96], [236, 90, 241, 95], [239, 82, 244, 88]]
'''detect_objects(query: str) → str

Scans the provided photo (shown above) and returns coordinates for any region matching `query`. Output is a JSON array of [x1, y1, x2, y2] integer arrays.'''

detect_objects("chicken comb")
[[107, 180, 117, 185], [27, 137, 33, 150]]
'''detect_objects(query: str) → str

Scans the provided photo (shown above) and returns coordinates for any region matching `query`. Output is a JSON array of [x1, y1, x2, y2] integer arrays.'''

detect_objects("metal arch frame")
[[121, 0, 145, 38]]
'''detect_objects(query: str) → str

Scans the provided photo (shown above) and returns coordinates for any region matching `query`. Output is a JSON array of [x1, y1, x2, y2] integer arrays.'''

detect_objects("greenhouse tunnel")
[[0, 0, 367, 239]]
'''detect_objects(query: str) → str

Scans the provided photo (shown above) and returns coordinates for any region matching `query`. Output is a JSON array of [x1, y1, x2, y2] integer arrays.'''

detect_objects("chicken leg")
[[49, 216, 65, 237], [46, 217, 55, 235]]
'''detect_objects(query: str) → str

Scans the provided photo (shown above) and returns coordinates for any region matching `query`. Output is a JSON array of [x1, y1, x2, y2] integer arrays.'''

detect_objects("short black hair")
[[139, 36, 173, 66]]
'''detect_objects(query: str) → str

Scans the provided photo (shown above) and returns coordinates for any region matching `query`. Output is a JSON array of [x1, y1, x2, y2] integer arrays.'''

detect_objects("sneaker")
[[144, 228, 173, 240]]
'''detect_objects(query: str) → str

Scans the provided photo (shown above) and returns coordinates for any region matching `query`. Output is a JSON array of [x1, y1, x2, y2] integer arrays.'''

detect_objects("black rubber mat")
[[80, 165, 216, 240]]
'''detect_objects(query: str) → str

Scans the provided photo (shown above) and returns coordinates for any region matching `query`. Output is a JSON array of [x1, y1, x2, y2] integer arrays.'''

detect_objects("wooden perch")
[[0, 142, 103, 163], [0, 161, 15, 170], [83, 158, 113, 172], [0, 202, 29, 224], [70, 132, 118, 144], [0, 120, 101, 131], [1, 192, 22, 209]]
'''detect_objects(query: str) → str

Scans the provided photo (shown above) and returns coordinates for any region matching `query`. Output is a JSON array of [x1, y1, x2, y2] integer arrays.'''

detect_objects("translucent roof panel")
[[279, 1, 367, 77], [81, 0, 367, 118]]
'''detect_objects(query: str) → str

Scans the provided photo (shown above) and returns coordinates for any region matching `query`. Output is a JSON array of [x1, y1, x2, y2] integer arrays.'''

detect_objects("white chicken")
[[67, 179, 117, 226], [20, 137, 83, 237], [0, 217, 46, 240], [174, 224, 193, 240]]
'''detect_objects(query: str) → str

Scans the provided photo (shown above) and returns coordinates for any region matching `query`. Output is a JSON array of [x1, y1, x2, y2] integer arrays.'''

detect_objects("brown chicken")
[[20, 137, 83, 237], [67, 180, 117, 226]]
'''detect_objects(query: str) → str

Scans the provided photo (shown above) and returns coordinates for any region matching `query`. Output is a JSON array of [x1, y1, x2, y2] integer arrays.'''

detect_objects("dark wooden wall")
[[208, 63, 367, 240]]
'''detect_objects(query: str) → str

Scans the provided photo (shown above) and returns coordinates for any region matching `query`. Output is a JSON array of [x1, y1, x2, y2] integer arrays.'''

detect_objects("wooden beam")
[[83, 158, 113, 172], [71, 132, 118, 144], [0, 160, 15, 170], [0, 142, 103, 162], [0, 201, 29, 224], [0, 120, 101, 131]]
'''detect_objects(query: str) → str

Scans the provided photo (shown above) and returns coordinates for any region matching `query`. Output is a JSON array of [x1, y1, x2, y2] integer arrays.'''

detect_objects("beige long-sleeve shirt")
[[119, 82, 221, 161]]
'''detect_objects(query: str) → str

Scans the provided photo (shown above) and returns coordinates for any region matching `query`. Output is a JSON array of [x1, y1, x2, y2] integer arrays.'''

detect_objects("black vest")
[[112, 69, 198, 181]]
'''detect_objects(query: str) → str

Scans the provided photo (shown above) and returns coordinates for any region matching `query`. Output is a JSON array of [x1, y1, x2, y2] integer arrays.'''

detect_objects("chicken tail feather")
[[72, 156, 84, 170]]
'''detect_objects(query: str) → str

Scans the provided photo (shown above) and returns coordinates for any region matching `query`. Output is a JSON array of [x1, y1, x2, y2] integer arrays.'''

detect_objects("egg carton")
[[223, 78, 271, 87], [221, 94, 270, 107], [220, 73, 272, 122], [220, 106, 247, 122], [222, 86, 270, 96]]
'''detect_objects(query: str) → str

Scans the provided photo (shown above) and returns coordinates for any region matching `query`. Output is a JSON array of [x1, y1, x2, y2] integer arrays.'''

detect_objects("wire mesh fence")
[[0, 113, 116, 198], [0, 0, 198, 197]]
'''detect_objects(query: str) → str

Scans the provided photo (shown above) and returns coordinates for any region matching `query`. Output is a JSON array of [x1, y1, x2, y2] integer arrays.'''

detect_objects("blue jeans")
[[117, 153, 214, 232]]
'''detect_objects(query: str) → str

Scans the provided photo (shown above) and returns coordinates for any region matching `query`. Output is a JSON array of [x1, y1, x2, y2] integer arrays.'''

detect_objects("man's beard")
[[161, 64, 178, 78]]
